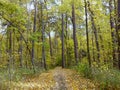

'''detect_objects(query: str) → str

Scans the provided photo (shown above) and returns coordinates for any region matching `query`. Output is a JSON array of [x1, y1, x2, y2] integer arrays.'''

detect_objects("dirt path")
[[11, 67, 96, 90], [52, 67, 68, 90]]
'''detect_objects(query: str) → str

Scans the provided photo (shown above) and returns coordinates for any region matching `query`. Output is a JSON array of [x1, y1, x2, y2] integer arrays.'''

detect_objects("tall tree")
[[117, 0, 120, 69], [84, 0, 91, 67], [19, 0, 23, 68], [72, 2, 79, 64], [41, 2, 47, 70], [61, 13, 65, 68], [88, 1, 100, 63], [48, 31, 53, 59], [8, 27, 12, 81], [109, 0, 117, 67], [31, 0, 37, 73], [65, 13, 68, 66]]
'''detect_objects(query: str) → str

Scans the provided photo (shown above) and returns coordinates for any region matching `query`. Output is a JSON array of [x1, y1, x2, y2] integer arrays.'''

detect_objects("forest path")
[[11, 67, 96, 90]]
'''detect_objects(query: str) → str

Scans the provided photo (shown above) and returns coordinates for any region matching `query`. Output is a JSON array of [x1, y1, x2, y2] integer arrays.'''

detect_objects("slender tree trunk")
[[48, 32, 53, 59], [54, 31, 58, 54], [26, 1, 31, 69], [98, 29, 106, 63], [88, 2, 100, 63], [0, 41, 2, 62], [84, 0, 91, 67], [31, 0, 37, 73], [8, 28, 12, 82], [65, 13, 68, 67], [41, 3, 47, 70], [12, 31, 15, 67], [92, 32, 96, 62], [19, 34, 23, 67], [109, 0, 117, 67], [72, 3, 79, 64], [117, 0, 120, 69], [61, 13, 65, 68]]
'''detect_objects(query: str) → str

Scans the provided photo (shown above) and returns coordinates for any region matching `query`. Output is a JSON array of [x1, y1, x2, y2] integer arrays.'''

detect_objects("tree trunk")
[[41, 3, 47, 70], [19, 34, 23, 68], [72, 3, 79, 64], [48, 32, 53, 59], [117, 0, 120, 69], [98, 28, 106, 63], [18, 0, 23, 68], [92, 32, 96, 62], [12, 31, 15, 67], [61, 13, 65, 68], [8, 28, 12, 81], [109, 0, 117, 67], [88, 2, 100, 63], [65, 13, 68, 67], [84, 0, 91, 67], [31, 0, 37, 73]]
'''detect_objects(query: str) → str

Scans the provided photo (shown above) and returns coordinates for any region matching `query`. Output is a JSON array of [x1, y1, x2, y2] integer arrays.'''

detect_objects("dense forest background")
[[0, 0, 120, 89]]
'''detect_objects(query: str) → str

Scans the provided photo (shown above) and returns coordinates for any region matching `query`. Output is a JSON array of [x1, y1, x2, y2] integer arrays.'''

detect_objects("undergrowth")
[[0, 67, 45, 89], [73, 63, 120, 89]]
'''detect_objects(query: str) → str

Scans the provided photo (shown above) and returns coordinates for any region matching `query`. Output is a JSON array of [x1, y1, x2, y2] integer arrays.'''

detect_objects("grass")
[[0, 66, 45, 89]]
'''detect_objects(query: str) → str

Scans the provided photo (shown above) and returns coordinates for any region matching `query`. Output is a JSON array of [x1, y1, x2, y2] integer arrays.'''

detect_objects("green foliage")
[[0, 0, 120, 89], [74, 63, 120, 89], [91, 67, 120, 89], [0, 67, 44, 83], [13, 68, 34, 81], [74, 63, 91, 78], [0, 0, 27, 32]]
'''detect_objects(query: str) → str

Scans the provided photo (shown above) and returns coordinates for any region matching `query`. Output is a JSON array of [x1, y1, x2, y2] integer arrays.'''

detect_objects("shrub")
[[74, 63, 91, 78], [91, 68, 120, 89], [74, 63, 120, 89]]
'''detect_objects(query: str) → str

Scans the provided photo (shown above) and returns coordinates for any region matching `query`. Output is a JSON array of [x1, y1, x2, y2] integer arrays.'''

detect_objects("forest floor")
[[10, 67, 97, 90]]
